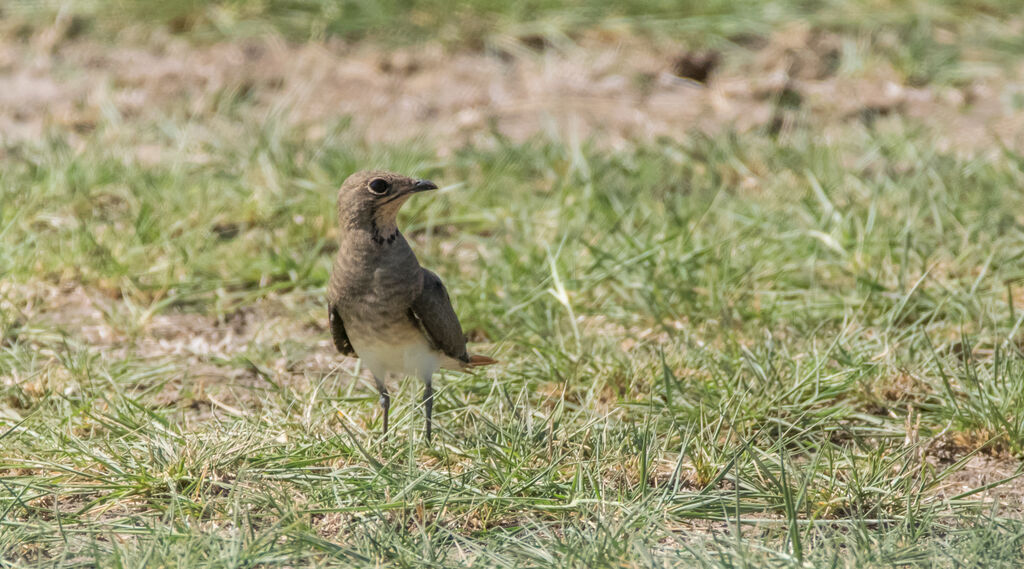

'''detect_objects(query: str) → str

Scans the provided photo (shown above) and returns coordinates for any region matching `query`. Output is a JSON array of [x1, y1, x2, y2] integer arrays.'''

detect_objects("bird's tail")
[[467, 354, 498, 367], [444, 354, 498, 372]]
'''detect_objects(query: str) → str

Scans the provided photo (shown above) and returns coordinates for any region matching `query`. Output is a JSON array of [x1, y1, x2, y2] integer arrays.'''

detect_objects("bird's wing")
[[328, 304, 356, 356], [409, 269, 470, 363]]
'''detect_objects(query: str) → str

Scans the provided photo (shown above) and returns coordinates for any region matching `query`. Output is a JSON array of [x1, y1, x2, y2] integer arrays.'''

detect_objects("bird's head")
[[336, 170, 438, 239]]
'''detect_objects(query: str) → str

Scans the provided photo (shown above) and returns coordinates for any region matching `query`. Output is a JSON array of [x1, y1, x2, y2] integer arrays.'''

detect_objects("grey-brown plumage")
[[327, 170, 495, 440]]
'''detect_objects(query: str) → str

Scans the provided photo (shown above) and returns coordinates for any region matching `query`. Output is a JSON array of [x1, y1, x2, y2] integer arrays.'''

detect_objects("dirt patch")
[[0, 281, 359, 423], [1, 27, 1022, 156], [933, 455, 1024, 518]]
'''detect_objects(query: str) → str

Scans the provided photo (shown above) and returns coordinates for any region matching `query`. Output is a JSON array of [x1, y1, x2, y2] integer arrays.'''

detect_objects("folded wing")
[[328, 304, 356, 356], [409, 269, 471, 364]]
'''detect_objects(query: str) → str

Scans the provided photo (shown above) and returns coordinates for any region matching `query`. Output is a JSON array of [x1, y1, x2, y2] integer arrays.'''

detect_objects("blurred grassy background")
[[2, 1, 1024, 567]]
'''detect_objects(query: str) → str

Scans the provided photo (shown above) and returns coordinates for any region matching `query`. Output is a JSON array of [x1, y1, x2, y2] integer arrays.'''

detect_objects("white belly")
[[350, 332, 441, 382]]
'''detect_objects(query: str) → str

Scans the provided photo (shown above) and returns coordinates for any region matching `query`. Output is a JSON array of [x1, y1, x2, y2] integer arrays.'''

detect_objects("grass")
[[3, 1, 1024, 567], [8, 0, 1024, 85]]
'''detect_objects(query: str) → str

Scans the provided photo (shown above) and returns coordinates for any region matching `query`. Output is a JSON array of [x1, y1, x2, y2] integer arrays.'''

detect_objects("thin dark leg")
[[423, 382, 433, 441], [379, 389, 390, 439]]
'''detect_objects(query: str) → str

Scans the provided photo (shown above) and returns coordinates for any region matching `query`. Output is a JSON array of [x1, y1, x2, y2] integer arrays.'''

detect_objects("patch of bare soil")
[[1, 24, 1022, 156], [933, 455, 1024, 518], [0, 281, 357, 423]]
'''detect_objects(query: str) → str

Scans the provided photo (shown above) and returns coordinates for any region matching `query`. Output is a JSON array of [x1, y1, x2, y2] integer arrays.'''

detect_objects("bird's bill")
[[412, 179, 439, 192], [380, 179, 438, 205]]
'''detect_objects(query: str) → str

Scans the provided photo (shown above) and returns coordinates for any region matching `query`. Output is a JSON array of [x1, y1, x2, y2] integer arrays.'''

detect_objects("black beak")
[[413, 179, 438, 192]]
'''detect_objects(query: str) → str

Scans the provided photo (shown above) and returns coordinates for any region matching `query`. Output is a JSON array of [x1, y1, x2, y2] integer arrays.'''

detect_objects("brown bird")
[[327, 170, 496, 440]]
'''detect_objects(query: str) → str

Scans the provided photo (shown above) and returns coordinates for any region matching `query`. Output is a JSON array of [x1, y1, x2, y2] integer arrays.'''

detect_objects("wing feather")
[[329, 304, 356, 356], [409, 269, 469, 363]]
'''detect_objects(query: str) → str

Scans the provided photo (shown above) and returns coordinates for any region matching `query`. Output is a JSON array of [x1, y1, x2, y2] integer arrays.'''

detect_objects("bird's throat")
[[370, 218, 400, 245], [368, 196, 408, 245]]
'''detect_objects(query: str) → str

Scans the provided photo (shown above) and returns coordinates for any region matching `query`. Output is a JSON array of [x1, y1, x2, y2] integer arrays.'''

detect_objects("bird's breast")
[[331, 237, 422, 318], [347, 322, 440, 381]]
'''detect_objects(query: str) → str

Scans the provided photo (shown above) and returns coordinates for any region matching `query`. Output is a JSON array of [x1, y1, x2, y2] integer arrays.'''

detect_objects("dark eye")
[[368, 178, 390, 195]]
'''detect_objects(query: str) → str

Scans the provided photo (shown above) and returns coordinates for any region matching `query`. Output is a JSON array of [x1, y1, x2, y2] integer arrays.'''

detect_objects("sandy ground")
[[0, 280, 345, 426], [2, 23, 1023, 157]]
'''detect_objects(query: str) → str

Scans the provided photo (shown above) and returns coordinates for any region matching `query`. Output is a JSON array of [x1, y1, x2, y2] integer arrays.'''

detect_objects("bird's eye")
[[368, 178, 391, 195]]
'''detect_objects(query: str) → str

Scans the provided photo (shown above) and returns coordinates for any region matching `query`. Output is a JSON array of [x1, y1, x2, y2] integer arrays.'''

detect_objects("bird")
[[327, 170, 496, 441]]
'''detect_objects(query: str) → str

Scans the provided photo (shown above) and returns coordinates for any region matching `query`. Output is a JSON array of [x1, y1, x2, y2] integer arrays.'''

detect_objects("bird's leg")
[[422, 381, 433, 442], [380, 391, 390, 439], [375, 376, 390, 440]]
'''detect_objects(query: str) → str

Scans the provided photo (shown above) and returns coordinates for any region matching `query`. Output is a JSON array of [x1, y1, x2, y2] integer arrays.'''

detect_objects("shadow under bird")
[[327, 170, 496, 440]]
